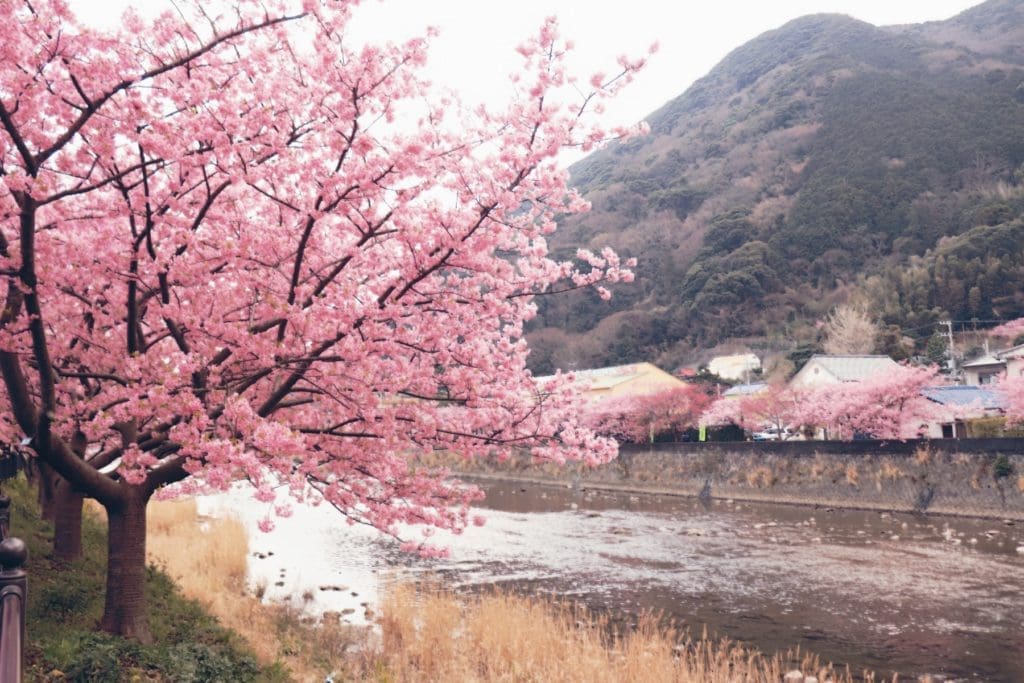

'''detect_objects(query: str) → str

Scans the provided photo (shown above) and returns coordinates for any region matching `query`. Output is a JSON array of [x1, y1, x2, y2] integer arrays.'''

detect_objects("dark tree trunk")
[[100, 490, 152, 643], [52, 485, 84, 563], [47, 430, 88, 560], [36, 462, 59, 522]]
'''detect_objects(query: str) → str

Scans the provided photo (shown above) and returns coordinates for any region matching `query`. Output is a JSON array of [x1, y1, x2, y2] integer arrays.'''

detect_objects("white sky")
[[72, 0, 980, 135]]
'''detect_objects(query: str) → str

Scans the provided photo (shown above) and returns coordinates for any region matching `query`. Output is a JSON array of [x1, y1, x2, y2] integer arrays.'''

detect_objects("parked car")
[[751, 426, 796, 441]]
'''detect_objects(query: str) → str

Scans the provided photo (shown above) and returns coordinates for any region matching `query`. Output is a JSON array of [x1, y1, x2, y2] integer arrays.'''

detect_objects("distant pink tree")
[[587, 385, 712, 443], [999, 373, 1024, 425], [991, 317, 1024, 341], [792, 365, 943, 439], [0, 0, 649, 638], [701, 384, 804, 437], [700, 395, 743, 428]]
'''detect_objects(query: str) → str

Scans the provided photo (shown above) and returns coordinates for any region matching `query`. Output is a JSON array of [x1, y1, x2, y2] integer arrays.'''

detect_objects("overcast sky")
[[73, 0, 982, 131]]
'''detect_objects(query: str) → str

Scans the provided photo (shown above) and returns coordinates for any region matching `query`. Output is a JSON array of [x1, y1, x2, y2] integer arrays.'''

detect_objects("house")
[[534, 362, 686, 404], [920, 385, 1004, 438], [706, 353, 761, 382], [1004, 344, 1024, 379], [962, 353, 1005, 385], [789, 354, 899, 389], [962, 343, 1024, 385]]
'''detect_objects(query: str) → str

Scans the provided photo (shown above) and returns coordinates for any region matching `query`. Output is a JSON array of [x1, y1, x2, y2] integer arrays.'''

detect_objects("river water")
[[200, 480, 1024, 681]]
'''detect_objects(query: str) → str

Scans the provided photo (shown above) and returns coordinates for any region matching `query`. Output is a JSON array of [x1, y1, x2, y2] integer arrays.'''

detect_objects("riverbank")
[[8, 472, 881, 682], [204, 478, 1024, 680], [169, 494, 874, 682], [427, 439, 1024, 521]]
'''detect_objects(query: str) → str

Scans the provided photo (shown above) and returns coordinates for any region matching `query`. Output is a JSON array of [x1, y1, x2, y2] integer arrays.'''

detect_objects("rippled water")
[[201, 480, 1024, 681]]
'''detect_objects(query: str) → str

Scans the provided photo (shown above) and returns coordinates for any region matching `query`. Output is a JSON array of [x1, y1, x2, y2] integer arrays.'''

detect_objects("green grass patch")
[[2, 477, 289, 682]]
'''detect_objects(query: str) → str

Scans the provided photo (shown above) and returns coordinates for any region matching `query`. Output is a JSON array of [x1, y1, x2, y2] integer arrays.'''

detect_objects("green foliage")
[[0, 478, 286, 682], [967, 416, 1024, 439], [863, 216, 1024, 339], [993, 454, 1014, 480], [925, 334, 949, 366], [874, 325, 912, 361], [787, 343, 822, 376], [699, 210, 755, 256], [36, 580, 93, 620]]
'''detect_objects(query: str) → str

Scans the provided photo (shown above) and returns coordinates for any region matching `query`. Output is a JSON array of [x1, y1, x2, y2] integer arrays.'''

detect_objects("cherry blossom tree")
[[0, 0, 649, 639], [699, 394, 743, 429], [988, 318, 1023, 425], [586, 385, 712, 443], [791, 365, 942, 440], [700, 384, 803, 438], [991, 317, 1024, 341], [999, 373, 1024, 425]]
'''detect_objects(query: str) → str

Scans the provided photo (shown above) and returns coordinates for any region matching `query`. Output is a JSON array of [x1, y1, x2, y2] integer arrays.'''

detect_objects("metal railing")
[[0, 488, 26, 683]]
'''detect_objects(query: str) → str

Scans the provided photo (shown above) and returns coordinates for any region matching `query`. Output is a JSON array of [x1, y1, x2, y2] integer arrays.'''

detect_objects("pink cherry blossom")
[[587, 385, 712, 444], [999, 373, 1024, 426], [0, 0, 647, 635], [791, 365, 943, 439]]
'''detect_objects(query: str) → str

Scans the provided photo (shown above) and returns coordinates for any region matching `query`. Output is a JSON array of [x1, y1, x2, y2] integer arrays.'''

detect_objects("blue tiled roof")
[[921, 385, 1004, 409]]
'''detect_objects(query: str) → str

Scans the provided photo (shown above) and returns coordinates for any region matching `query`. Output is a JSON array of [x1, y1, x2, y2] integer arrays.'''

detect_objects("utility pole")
[[939, 320, 957, 377]]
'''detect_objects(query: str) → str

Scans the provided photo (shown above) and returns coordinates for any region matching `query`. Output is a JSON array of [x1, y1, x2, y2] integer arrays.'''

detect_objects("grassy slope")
[[5, 477, 287, 682]]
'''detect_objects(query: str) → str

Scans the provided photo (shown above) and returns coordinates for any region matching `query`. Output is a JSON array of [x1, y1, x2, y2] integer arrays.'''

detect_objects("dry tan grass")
[[809, 457, 829, 481], [373, 581, 869, 683], [746, 466, 775, 488], [146, 499, 882, 682], [146, 499, 361, 680], [1017, 474, 1024, 494], [878, 460, 905, 483], [845, 462, 859, 486]]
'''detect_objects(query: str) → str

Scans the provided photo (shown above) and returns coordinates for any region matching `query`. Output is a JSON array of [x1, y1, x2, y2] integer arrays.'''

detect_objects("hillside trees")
[[0, 0, 647, 639], [527, 9, 1024, 364], [852, 211, 1024, 351]]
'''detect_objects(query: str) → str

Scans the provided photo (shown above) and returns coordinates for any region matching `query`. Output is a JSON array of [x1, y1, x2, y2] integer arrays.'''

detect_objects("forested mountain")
[[528, 0, 1024, 374]]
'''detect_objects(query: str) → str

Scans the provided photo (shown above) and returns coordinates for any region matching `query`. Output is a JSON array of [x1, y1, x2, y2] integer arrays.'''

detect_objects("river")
[[200, 480, 1024, 681]]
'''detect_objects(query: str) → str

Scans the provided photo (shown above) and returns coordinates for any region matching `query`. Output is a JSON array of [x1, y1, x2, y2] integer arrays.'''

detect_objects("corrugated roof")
[[998, 343, 1024, 359], [723, 382, 768, 397], [922, 385, 1004, 409], [962, 354, 1004, 369], [806, 355, 900, 382]]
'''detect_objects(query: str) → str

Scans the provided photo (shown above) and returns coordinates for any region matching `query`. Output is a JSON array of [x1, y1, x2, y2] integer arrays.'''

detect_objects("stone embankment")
[[437, 439, 1024, 520]]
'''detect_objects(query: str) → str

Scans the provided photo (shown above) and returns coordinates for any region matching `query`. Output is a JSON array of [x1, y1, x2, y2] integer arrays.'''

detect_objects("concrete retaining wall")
[[442, 439, 1024, 519]]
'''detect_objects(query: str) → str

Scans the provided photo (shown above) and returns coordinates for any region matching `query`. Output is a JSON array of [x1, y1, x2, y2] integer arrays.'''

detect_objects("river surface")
[[200, 480, 1024, 681]]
